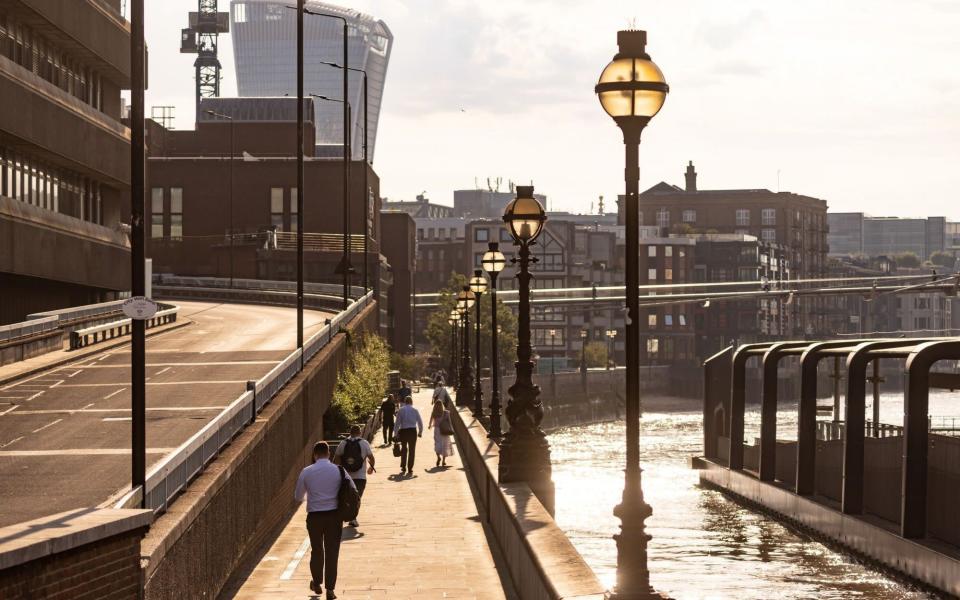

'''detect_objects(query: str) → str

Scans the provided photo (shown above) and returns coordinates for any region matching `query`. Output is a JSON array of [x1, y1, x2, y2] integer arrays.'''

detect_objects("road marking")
[[0, 436, 24, 449], [280, 536, 311, 580], [155, 367, 171, 376], [0, 448, 176, 456], [0, 405, 18, 416], [104, 388, 125, 400], [59, 380, 248, 387], [50, 380, 64, 388], [25, 392, 44, 402], [9, 406, 227, 415], [81, 403, 95, 410], [67, 370, 83, 378], [103, 417, 131, 422], [31, 419, 62, 434]]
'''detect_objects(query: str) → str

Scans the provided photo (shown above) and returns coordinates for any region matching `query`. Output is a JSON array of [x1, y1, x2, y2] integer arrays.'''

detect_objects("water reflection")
[[549, 397, 946, 599]]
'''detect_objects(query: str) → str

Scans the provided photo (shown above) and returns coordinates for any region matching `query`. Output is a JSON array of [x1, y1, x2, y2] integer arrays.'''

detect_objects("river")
[[549, 392, 960, 599]]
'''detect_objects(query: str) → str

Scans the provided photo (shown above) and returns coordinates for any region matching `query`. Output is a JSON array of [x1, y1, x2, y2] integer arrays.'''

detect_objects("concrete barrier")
[[0, 316, 62, 366], [0, 508, 151, 599], [450, 406, 606, 600], [139, 301, 377, 600]]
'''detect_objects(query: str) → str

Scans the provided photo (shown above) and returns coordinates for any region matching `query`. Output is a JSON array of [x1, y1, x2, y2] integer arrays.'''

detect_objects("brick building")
[[0, 0, 132, 324]]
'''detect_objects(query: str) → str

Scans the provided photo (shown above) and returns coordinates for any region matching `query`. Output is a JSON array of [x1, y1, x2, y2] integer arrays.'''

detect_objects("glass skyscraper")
[[230, 0, 393, 161]]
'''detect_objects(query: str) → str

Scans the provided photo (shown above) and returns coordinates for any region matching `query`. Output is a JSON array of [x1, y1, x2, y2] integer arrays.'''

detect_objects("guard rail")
[[70, 307, 179, 350], [0, 316, 59, 344], [115, 291, 374, 514], [155, 275, 365, 299], [28, 300, 126, 330]]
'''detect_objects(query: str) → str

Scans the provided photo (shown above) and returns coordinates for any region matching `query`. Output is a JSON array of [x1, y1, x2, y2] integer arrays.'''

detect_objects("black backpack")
[[341, 438, 365, 473], [336, 466, 361, 522]]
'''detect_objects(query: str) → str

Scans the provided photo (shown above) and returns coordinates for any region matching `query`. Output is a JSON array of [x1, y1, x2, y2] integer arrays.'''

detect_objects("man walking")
[[393, 395, 423, 477], [432, 382, 452, 410], [379, 394, 397, 446], [294, 441, 355, 600], [334, 425, 375, 527]]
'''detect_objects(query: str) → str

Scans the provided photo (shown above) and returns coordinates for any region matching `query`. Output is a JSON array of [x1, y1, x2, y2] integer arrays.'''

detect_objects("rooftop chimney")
[[685, 161, 697, 192]]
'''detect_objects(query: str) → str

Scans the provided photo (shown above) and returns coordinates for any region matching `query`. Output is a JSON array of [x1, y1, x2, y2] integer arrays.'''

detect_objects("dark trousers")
[[306, 510, 343, 591], [382, 417, 394, 445], [398, 427, 418, 471], [353, 477, 367, 498]]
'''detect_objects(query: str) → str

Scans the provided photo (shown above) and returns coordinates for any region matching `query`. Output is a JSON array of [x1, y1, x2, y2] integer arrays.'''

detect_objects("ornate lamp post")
[[482, 243, 507, 437], [548, 329, 557, 376], [595, 29, 669, 599], [498, 186, 554, 514], [456, 287, 475, 407], [606, 329, 618, 369], [448, 310, 459, 387], [469, 270, 489, 417], [580, 329, 589, 371]]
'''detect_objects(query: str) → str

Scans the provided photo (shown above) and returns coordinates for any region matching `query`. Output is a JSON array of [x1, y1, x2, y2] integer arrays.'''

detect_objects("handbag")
[[439, 412, 455, 436], [392, 441, 402, 457], [336, 466, 360, 523]]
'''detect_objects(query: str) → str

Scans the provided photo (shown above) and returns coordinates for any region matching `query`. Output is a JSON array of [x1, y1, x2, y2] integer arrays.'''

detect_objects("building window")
[[417, 228, 424, 240], [664, 314, 673, 326], [679, 314, 687, 327], [475, 228, 489, 242], [428, 227, 435, 239], [665, 246, 673, 257], [762, 208, 776, 225], [647, 268, 657, 280], [762, 229, 777, 242], [647, 338, 659, 355], [736, 209, 750, 226], [233, 2, 247, 22], [665, 268, 673, 281], [682, 209, 696, 223], [648, 246, 657, 257], [270, 188, 284, 231], [648, 314, 657, 327], [170, 188, 183, 239], [290, 188, 298, 233], [656, 208, 670, 229], [151, 188, 164, 239], [474, 252, 484, 267], [500, 228, 513, 242]]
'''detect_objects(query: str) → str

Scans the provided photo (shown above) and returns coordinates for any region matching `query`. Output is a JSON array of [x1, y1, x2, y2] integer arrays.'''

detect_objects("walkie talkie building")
[[230, 0, 393, 161]]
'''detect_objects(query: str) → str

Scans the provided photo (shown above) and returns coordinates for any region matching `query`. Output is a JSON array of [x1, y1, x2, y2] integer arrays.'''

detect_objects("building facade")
[[230, 0, 393, 160], [380, 211, 415, 351], [453, 187, 548, 220], [384, 193, 453, 219], [828, 212, 948, 259], [0, 0, 132, 324]]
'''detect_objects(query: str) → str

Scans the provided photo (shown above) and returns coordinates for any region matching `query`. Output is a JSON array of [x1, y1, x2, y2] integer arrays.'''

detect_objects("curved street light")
[[469, 270, 489, 417], [448, 309, 460, 388], [482, 242, 507, 437], [596, 29, 669, 600]]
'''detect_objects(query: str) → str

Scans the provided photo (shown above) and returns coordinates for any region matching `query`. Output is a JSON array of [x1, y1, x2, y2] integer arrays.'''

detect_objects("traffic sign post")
[[122, 296, 159, 320]]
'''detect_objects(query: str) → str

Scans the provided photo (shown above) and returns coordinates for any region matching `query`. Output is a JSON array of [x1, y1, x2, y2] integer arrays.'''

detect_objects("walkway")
[[228, 388, 515, 599]]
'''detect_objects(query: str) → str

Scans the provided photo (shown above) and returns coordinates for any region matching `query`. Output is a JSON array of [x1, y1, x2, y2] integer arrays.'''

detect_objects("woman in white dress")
[[428, 400, 455, 467]]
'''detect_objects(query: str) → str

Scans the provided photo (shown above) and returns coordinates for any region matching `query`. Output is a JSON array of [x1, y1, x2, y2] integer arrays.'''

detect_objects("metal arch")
[[728, 342, 777, 471], [758, 341, 815, 482], [901, 339, 960, 538]]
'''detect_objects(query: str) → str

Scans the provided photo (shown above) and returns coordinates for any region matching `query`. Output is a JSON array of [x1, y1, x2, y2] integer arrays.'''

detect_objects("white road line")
[[103, 417, 131, 422], [155, 367, 171, 376], [59, 380, 247, 387], [0, 448, 176, 456], [31, 419, 62, 434], [280, 536, 311, 580], [0, 396, 30, 400], [104, 388, 125, 400], [67, 370, 83, 378], [0, 405, 18, 416], [81, 403, 96, 410], [0, 436, 24, 449], [26, 392, 44, 402], [50, 380, 64, 388], [9, 406, 227, 415]]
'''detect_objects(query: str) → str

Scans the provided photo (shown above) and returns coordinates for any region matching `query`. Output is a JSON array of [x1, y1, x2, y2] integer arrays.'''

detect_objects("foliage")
[[390, 351, 427, 381], [583, 341, 608, 368], [326, 332, 390, 434], [930, 251, 956, 269], [894, 252, 921, 269], [424, 272, 518, 376], [670, 222, 697, 235]]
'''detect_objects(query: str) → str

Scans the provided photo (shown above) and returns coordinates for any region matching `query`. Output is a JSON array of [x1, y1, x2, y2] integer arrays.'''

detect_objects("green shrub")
[[325, 332, 390, 434]]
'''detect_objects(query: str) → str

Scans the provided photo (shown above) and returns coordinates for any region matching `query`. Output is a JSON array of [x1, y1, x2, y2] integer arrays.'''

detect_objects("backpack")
[[336, 466, 361, 522], [341, 438, 365, 473]]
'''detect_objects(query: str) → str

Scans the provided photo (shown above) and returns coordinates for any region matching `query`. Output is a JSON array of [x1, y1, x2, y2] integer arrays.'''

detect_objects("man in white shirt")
[[392, 395, 423, 477], [432, 382, 452, 409], [333, 425, 376, 527], [294, 441, 356, 600]]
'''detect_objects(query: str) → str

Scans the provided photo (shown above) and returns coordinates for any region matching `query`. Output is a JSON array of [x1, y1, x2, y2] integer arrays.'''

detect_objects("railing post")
[[842, 348, 870, 515]]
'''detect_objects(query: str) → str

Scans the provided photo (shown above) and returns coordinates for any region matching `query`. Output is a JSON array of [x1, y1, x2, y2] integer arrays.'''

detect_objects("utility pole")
[[130, 0, 146, 508]]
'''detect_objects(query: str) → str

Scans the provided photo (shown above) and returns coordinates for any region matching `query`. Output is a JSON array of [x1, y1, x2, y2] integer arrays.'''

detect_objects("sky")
[[140, 0, 960, 218]]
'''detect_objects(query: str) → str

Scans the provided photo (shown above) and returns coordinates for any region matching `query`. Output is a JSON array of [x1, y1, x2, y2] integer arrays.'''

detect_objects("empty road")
[[0, 301, 330, 527]]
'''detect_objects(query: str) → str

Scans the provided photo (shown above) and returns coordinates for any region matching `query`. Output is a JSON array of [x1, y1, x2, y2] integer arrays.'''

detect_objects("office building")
[[384, 193, 453, 219], [454, 187, 548, 220], [0, 0, 131, 324], [828, 212, 948, 259]]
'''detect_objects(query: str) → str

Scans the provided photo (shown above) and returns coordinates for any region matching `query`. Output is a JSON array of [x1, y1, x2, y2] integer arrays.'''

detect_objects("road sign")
[[122, 296, 158, 320]]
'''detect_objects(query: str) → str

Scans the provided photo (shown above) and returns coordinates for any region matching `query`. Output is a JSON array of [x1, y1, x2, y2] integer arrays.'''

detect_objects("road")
[[0, 301, 330, 527]]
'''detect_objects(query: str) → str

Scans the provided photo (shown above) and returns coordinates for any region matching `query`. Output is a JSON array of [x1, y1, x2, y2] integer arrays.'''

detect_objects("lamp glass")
[[503, 196, 546, 242], [469, 274, 489, 294], [482, 250, 506, 273], [597, 57, 667, 118]]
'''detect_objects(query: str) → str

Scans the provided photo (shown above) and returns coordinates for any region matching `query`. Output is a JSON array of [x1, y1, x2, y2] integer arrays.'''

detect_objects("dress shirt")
[[294, 458, 355, 512], [393, 404, 423, 435]]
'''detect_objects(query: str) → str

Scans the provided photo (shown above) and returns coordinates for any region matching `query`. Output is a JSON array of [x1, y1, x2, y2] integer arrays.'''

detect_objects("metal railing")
[[28, 300, 126, 330], [815, 418, 960, 442], [69, 307, 179, 349], [114, 290, 374, 514], [0, 316, 59, 344], [155, 275, 364, 299]]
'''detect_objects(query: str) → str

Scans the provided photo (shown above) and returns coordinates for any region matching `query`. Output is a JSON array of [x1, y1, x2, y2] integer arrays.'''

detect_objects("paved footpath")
[[228, 388, 515, 599]]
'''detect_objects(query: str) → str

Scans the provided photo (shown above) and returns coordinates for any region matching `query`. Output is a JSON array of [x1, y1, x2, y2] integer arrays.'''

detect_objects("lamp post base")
[[608, 492, 664, 600], [498, 432, 554, 514]]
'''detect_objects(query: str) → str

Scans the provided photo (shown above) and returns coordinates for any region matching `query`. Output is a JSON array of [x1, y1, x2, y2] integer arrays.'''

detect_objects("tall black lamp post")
[[498, 186, 554, 514], [579, 329, 588, 369], [469, 270, 488, 417], [456, 287, 475, 407], [482, 242, 507, 437], [448, 309, 459, 387], [595, 29, 669, 600]]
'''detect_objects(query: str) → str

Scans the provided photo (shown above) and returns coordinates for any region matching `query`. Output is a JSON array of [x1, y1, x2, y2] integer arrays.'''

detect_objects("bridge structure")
[[0, 279, 606, 600], [698, 336, 960, 596]]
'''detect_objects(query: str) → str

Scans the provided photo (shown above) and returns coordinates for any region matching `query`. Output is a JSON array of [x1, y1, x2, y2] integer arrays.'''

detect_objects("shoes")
[[436, 456, 441, 467], [442, 459, 447, 467], [406, 469, 413, 477], [348, 519, 358, 527], [309, 580, 321, 594], [326, 590, 337, 599]]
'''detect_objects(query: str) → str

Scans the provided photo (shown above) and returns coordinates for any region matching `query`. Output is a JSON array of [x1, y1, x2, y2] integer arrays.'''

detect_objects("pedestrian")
[[392, 395, 423, 476], [294, 441, 355, 600], [428, 399, 455, 468], [399, 379, 412, 400], [432, 381, 452, 409], [380, 394, 397, 446], [333, 425, 376, 528]]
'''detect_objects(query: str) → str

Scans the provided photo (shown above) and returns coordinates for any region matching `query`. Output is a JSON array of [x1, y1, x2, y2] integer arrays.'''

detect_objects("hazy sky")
[[141, 0, 960, 218]]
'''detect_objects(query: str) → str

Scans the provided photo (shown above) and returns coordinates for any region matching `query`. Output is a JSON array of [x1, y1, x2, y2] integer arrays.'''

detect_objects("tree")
[[583, 341, 608, 368], [930, 251, 956, 269], [895, 252, 921, 269], [390, 351, 427, 381], [424, 272, 518, 377], [325, 332, 390, 433]]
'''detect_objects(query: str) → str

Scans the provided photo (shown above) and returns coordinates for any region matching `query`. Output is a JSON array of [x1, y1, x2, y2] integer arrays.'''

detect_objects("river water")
[[549, 392, 960, 599]]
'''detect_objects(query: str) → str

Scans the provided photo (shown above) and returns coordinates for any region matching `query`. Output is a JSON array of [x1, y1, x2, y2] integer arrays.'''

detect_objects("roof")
[[198, 97, 314, 123]]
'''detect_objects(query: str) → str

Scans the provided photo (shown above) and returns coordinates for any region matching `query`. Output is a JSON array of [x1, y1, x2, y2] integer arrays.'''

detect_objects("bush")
[[391, 351, 427, 381], [584, 341, 608, 368], [325, 332, 390, 434]]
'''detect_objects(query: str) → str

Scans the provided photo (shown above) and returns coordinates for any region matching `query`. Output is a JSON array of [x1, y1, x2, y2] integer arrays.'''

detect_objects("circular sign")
[[122, 296, 159, 320]]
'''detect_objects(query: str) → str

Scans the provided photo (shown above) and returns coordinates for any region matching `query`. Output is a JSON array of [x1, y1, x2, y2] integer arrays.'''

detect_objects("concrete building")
[[380, 211, 414, 351], [384, 193, 453, 219], [454, 187, 547, 220], [230, 0, 393, 160], [412, 216, 466, 295], [0, 0, 132, 324], [828, 212, 948, 259], [825, 212, 864, 257]]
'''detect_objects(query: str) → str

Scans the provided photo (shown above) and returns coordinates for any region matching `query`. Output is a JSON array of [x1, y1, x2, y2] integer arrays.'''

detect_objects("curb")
[[0, 319, 194, 387]]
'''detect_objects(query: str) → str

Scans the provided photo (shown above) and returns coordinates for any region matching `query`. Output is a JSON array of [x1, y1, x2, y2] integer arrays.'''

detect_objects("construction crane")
[[180, 0, 229, 119]]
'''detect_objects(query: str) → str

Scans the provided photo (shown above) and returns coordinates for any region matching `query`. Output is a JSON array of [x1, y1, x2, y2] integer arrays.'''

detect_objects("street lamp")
[[448, 309, 460, 387], [596, 28, 669, 600], [579, 329, 588, 374], [205, 110, 234, 288], [456, 286, 476, 408], [606, 329, 618, 369], [499, 185, 554, 513], [548, 329, 557, 376], [469, 270, 489, 417], [482, 242, 507, 437]]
